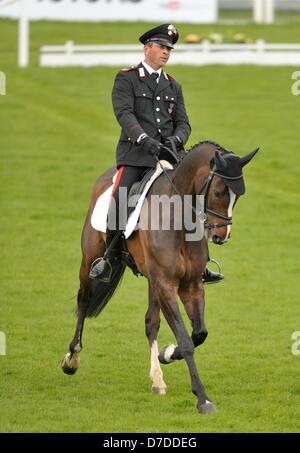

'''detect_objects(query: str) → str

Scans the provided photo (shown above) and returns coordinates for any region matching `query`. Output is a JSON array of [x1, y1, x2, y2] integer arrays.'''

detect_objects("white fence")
[[40, 40, 300, 67], [0, 0, 29, 67]]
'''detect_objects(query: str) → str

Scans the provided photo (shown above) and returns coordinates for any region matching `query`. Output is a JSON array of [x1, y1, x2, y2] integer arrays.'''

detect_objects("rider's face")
[[144, 43, 172, 70]]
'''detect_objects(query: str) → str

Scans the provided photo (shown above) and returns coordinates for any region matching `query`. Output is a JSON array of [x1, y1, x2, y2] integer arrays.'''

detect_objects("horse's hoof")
[[198, 400, 217, 414], [61, 353, 79, 375], [152, 386, 167, 395], [158, 344, 176, 364], [62, 362, 77, 375]]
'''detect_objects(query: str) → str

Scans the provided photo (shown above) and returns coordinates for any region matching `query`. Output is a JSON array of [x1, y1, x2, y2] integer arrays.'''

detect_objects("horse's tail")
[[86, 262, 126, 318]]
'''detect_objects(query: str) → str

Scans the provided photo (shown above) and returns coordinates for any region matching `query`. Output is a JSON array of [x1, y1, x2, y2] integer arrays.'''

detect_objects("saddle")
[[123, 162, 174, 275], [127, 167, 159, 216], [91, 160, 173, 235]]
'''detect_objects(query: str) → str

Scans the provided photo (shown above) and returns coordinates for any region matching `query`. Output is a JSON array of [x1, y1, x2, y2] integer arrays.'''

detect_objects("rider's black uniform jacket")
[[112, 62, 191, 168]]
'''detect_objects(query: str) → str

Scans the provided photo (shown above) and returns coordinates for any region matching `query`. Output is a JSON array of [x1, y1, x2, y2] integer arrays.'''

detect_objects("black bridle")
[[155, 148, 238, 231], [197, 167, 233, 230]]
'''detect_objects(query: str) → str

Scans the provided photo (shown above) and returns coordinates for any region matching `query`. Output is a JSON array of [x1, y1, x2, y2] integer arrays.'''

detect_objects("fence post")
[[256, 39, 265, 54], [253, 0, 264, 23], [66, 40, 74, 56], [18, 0, 29, 67], [202, 39, 210, 54], [265, 0, 274, 24], [253, 0, 274, 24]]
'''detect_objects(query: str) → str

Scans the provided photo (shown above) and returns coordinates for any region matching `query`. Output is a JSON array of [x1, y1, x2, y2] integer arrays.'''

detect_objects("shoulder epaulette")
[[166, 73, 176, 82], [121, 66, 136, 72]]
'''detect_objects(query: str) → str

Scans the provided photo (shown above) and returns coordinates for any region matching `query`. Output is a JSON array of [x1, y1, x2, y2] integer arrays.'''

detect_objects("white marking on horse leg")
[[225, 189, 236, 241], [64, 351, 80, 370], [150, 340, 167, 395], [162, 344, 176, 363]]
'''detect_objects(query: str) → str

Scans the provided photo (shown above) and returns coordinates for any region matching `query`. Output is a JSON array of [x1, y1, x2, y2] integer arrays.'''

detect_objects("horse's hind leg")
[[145, 284, 167, 395], [62, 228, 105, 375], [152, 279, 216, 414], [62, 281, 89, 375]]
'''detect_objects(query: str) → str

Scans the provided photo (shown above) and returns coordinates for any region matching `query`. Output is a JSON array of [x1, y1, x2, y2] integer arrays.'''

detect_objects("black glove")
[[165, 136, 182, 151], [141, 136, 161, 157]]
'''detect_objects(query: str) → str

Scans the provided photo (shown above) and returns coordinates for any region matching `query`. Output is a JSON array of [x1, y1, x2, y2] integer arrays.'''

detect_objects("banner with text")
[[0, 0, 217, 23]]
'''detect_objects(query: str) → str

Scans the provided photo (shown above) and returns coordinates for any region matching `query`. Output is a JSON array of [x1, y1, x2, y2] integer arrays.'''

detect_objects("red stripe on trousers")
[[110, 166, 124, 201]]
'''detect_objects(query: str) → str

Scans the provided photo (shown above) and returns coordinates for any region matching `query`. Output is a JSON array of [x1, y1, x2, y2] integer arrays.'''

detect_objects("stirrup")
[[89, 257, 113, 283], [208, 258, 222, 274]]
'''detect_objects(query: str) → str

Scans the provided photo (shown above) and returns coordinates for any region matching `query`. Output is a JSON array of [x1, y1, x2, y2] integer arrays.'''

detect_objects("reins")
[[155, 145, 233, 230], [154, 147, 205, 220]]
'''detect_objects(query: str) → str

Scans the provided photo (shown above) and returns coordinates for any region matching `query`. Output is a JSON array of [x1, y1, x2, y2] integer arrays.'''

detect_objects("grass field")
[[0, 18, 300, 433]]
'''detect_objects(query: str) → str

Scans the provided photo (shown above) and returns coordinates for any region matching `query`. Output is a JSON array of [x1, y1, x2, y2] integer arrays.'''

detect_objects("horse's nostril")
[[212, 234, 224, 245]]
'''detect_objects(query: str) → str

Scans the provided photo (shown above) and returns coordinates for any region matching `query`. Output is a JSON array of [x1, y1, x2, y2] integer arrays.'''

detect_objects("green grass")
[[0, 19, 300, 433]]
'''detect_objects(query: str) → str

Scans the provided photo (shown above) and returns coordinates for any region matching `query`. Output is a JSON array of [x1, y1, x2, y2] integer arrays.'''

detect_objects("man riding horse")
[[90, 23, 223, 284]]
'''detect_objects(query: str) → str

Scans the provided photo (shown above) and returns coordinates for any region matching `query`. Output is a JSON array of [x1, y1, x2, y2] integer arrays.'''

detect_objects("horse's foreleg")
[[145, 284, 167, 395], [162, 282, 207, 363], [180, 281, 208, 346], [154, 280, 216, 413]]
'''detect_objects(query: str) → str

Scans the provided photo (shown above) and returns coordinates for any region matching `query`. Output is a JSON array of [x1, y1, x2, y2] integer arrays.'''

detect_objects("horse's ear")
[[240, 147, 259, 167], [214, 151, 227, 171]]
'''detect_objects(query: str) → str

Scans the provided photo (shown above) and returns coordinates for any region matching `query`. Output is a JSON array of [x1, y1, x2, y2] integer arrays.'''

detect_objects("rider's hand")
[[165, 136, 182, 151], [140, 135, 161, 157]]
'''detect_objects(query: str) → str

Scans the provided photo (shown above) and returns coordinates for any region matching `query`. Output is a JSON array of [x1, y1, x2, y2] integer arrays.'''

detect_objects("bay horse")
[[61, 141, 258, 414]]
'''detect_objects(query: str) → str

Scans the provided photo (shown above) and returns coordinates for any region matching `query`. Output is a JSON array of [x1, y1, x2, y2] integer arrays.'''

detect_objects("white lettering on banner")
[[0, 0, 217, 23]]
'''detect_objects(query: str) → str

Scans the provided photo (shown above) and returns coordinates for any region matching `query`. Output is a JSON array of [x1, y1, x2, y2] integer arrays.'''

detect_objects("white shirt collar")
[[142, 61, 162, 80]]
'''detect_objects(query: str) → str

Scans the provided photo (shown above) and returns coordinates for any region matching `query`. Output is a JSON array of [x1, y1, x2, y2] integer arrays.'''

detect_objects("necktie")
[[151, 72, 159, 82]]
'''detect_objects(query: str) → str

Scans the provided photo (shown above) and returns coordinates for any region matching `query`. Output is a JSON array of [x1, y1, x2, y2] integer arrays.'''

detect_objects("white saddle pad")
[[91, 160, 173, 239]]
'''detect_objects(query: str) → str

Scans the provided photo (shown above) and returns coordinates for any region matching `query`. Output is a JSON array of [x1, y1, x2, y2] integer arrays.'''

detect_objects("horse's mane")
[[186, 140, 231, 155]]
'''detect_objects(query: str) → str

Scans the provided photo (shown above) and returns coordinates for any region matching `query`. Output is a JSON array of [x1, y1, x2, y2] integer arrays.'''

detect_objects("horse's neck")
[[173, 146, 212, 194]]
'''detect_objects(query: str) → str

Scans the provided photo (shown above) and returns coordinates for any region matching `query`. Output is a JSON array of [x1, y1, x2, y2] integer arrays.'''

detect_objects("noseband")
[[198, 166, 235, 230]]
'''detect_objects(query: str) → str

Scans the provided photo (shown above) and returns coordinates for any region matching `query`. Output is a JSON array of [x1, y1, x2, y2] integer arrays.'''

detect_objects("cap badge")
[[168, 24, 177, 36]]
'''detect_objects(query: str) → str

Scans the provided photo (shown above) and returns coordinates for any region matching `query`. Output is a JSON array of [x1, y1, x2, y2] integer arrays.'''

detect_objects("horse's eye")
[[214, 190, 222, 198]]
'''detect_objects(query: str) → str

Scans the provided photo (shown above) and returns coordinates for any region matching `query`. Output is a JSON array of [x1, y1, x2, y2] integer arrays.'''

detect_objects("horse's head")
[[205, 147, 259, 245]]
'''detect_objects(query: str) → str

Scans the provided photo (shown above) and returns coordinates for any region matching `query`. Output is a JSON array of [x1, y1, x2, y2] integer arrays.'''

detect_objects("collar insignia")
[[139, 67, 146, 78]]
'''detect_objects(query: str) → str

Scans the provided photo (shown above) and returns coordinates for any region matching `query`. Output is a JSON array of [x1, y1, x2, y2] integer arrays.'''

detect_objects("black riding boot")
[[89, 229, 123, 282], [202, 257, 224, 284], [202, 267, 224, 284]]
